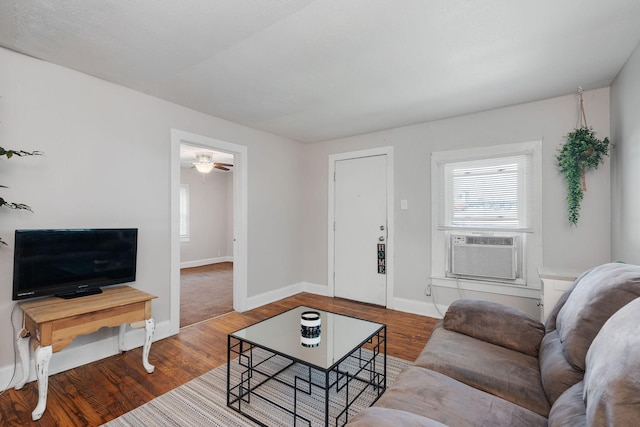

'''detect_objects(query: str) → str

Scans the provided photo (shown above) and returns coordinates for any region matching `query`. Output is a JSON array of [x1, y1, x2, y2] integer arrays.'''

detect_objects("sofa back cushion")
[[555, 263, 640, 370], [443, 299, 544, 357], [544, 268, 589, 333], [547, 382, 586, 427], [539, 330, 584, 404], [584, 297, 640, 425]]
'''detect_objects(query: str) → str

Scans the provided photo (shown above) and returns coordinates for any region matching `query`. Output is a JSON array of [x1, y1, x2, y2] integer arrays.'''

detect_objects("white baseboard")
[[245, 283, 303, 311], [392, 297, 446, 319], [243, 283, 444, 320], [180, 257, 233, 269], [0, 319, 174, 391], [245, 282, 328, 311], [300, 282, 329, 296]]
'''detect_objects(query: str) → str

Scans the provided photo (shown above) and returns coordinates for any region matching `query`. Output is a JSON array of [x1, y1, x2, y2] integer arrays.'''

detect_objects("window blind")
[[441, 154, 533, 231]]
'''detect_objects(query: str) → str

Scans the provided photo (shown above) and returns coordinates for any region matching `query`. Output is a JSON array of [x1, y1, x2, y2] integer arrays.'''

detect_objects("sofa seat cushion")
[[370, 366, 547, 427], [415, 323, 550, 416], [584, 297, 640, 425], [547, 382, 586, 427], [347, 407, 447, 427], [556, 262, 640, 371]]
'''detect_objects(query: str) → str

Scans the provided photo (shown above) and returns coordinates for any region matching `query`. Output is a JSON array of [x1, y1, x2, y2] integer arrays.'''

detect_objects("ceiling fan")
[[193, 153, 233, 173]]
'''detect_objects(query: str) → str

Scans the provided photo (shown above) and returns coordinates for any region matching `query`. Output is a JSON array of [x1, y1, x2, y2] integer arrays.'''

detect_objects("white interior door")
[[334, 155, 387, 305]]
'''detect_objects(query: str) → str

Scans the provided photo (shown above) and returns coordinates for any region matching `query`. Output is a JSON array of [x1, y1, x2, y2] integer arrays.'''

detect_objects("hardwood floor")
[[180, 262, 233, 327], [0, 293, 437, 427]]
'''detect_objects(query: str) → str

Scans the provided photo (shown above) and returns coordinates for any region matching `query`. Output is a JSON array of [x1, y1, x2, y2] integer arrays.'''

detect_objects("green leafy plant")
[[1, 146, 43, 245], [556, 127, 609, 226]]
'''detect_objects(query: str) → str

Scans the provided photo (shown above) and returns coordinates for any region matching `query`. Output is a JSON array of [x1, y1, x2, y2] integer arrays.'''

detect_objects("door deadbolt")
[[380, 225, 385, 231]]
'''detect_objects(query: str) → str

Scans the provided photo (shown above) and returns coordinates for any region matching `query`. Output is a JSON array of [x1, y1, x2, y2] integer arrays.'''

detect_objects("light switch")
[[401, 199, 408, 210]]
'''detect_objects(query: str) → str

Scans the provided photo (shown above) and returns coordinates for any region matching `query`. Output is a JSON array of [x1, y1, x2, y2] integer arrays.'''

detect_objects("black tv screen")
[[13, 228, 138, 300]]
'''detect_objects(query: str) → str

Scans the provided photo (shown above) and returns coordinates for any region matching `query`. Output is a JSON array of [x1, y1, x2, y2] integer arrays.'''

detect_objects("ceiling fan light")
[[195, 153, 213, 163], [194, 162, 214, 173], [194, 152, 215, 173]]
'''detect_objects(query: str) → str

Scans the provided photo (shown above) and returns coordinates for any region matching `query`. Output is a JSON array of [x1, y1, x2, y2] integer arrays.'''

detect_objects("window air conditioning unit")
[[450, 235, 517, 280]]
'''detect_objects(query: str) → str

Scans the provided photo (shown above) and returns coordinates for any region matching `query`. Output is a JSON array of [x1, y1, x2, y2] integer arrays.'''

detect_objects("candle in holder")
[[300, 310, 321, 347]]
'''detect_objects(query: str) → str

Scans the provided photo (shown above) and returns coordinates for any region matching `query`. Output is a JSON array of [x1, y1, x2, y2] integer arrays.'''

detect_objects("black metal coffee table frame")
[[226, 307, 386, 427]]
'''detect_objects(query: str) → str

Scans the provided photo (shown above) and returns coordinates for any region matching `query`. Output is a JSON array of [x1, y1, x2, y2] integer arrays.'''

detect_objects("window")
[[443, 155, 531, 231], [431, 141, 541, 287], [179, 185, 190, 242]]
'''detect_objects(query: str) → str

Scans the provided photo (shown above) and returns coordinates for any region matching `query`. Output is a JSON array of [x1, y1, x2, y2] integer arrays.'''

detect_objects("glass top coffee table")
[[227, 306, 386, 426]]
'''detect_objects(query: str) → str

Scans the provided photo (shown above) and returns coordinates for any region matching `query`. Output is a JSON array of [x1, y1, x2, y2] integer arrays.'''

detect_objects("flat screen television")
[[12, 228, 138, 300]]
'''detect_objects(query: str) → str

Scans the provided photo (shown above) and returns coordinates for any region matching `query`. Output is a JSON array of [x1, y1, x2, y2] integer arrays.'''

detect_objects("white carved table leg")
[[14, 329, 31, 390], [127, 319, 155, 373], [32, 345, 53, 421], [142, 319, 155, 373], [118, 323, 127, 352]]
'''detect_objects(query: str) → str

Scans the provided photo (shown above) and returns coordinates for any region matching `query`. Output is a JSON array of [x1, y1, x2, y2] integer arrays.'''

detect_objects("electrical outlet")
[[425, 284, 432, 297]]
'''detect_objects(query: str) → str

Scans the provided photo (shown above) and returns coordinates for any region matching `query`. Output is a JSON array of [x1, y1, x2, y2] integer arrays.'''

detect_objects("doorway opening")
[[179, 145, 234, 327], [170, 129, 248, 335]]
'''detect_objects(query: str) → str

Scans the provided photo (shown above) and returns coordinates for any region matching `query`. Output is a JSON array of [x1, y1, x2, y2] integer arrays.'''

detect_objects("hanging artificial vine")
[[1, 147, 43, 245], [556, 88, 609, 226]]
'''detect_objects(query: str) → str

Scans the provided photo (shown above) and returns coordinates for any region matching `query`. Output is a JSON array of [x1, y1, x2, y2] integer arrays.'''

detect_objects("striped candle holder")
[[300, 311, 321, 347]]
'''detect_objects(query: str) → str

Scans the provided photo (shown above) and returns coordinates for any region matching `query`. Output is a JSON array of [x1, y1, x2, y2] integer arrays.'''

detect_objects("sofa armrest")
[[443, 299, 545, 357]]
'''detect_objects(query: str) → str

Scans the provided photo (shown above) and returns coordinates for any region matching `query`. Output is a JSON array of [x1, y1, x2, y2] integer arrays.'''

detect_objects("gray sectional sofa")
[[348, 263, 640, 426]]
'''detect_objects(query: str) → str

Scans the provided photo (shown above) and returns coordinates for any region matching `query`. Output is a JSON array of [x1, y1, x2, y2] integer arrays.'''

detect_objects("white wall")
[[0, 40, 624, 385], [303, 89, 612, 317], [180, 167, 233, 266], [0, 47, 304, 384], [611, 42, 640, 264]]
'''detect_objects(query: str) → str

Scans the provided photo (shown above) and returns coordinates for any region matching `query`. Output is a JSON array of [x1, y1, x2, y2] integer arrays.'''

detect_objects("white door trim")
[[328, 146, 394, 309], [170, 129, 249, 335]]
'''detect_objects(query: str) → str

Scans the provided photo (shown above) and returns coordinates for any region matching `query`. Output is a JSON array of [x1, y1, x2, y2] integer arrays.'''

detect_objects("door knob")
[[379, 236, 385, 242]]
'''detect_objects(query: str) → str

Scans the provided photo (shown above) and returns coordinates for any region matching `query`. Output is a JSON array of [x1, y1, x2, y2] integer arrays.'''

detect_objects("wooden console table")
[[14, 285, 157, 421]]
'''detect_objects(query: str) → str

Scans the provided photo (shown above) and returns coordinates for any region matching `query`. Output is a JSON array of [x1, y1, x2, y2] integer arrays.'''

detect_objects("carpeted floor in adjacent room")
[[180, 262, 233, 328]]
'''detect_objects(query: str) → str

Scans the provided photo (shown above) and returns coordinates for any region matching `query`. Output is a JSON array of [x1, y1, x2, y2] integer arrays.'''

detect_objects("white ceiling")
[[1, 1, 640, 143]]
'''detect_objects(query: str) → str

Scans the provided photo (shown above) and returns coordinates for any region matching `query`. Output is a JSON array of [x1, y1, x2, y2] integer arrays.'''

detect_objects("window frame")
[[431, 141, 542, 289], [179, 184, 190, 242]]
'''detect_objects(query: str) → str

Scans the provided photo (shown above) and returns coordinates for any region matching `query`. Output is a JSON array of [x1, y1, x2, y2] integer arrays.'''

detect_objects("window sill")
[[430, 276, 541, 299]]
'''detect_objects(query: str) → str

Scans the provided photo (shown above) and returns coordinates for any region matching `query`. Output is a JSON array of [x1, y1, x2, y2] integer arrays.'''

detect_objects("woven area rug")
[[103, 350, 410, 427]]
